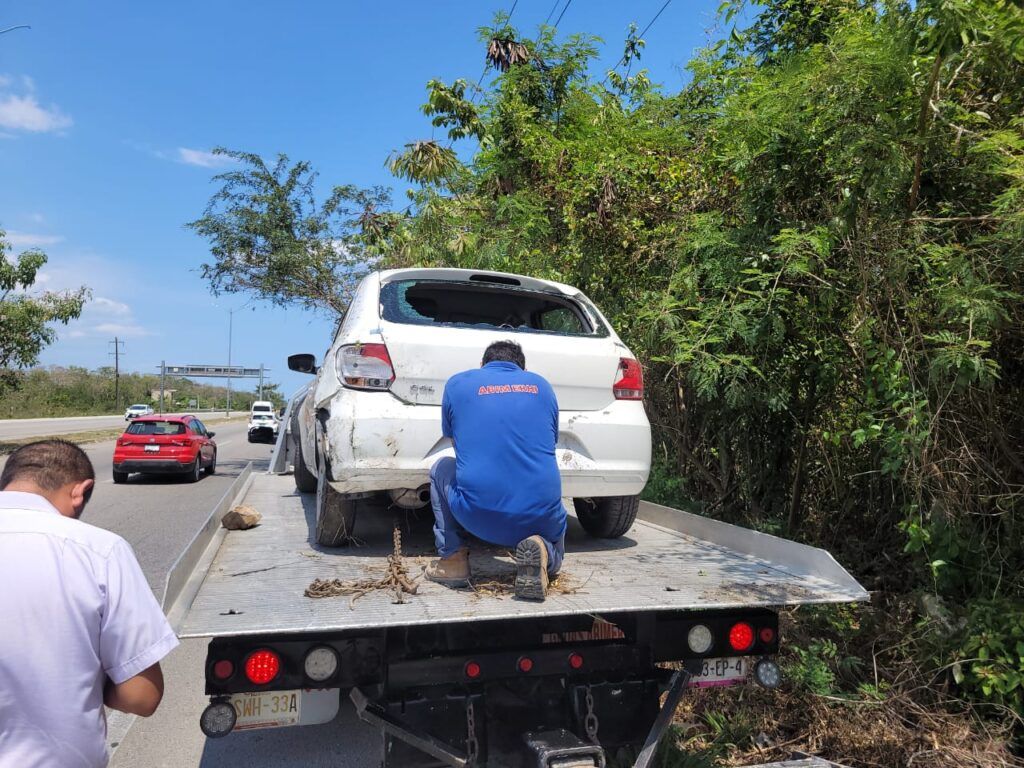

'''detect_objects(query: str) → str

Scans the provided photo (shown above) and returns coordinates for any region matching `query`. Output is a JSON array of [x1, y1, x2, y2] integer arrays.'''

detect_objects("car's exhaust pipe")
[[388, 485, 432, 509]]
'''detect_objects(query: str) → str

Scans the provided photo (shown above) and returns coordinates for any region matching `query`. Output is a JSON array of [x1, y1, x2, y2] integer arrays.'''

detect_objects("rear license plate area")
[[688, 656, 747, 688]]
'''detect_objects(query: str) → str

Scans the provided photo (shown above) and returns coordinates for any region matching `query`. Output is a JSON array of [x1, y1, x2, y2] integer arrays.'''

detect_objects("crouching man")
[[425, 340, 566, 601]]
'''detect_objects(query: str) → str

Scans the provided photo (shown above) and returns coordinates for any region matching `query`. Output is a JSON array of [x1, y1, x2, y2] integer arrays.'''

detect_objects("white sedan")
[[124, 403, 155, 420], [288, 267, 652, 546]]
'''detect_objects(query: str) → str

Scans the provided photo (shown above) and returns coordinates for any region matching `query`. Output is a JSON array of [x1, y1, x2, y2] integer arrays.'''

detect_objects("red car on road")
[[112, 414, 217, 484]]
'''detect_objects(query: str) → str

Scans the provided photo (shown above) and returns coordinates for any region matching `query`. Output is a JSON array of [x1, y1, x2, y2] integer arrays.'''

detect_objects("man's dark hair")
[[482, 340, 526, 369], [0, 440, 96, 498]]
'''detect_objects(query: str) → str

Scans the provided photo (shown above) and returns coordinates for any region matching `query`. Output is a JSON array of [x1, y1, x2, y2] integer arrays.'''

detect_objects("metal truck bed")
[[166, 470, 867, 639]]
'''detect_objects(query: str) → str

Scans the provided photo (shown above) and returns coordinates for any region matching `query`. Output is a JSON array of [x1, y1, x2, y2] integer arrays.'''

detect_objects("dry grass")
[[663, 598, 1023, 767]]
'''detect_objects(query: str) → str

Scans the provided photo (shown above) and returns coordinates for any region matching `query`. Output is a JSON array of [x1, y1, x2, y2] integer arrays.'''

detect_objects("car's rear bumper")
[[320, 391, 651, 497], [114, 458, 195, 474]]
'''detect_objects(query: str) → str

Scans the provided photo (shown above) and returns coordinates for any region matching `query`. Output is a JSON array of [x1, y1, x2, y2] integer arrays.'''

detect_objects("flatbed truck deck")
[[163, 464, 866, 767]]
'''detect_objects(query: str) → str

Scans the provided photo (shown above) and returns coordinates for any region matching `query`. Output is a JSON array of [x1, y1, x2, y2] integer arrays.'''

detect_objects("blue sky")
[[0, 0, 726, 397]]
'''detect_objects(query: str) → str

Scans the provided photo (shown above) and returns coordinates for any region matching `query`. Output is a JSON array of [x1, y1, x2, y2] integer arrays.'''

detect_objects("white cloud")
[[27, 212, 46, 224], [5, 230, 64, 248], [0, 74, 72, 135], [93, 296, 131, 316], [93, 322, 152, 338], [177, 147, 233, 168]]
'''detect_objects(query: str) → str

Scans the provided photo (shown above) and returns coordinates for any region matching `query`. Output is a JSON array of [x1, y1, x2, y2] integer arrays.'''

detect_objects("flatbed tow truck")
[[161, 395, 867, 768]]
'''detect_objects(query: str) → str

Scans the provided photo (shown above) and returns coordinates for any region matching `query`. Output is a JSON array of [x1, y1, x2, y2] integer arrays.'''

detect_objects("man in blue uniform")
[[425, 340, 566, 601]]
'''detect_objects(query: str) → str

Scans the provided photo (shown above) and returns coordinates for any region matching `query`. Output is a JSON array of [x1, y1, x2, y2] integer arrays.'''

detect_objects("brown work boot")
[[514, 536, 549, 601], [424, 549, 471, 587]]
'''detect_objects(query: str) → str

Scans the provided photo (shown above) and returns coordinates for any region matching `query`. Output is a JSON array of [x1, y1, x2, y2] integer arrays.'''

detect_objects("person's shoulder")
[[43, 515, 128, 561], [446, 368, 478, 389], [522, 370, 555, 394]]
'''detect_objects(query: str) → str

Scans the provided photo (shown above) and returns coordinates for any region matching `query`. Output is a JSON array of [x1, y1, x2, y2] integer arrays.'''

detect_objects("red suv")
[[112, 414, 217, 484]]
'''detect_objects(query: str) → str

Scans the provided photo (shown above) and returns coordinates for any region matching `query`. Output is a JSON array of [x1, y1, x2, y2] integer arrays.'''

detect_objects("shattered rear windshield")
[[379, 280, 607, 337]]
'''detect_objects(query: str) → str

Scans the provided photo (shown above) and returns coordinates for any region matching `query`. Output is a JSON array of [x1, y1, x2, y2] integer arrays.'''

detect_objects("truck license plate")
[[144, 445, 160, 452], [689, 657, 747, 688], [230, 689, 340, 732]]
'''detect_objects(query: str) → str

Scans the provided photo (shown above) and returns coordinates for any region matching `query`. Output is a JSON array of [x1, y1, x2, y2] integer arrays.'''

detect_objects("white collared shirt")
[[0, 491, 179, 768]]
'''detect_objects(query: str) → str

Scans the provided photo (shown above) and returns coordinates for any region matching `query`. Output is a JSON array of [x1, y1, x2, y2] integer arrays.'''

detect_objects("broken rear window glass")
[[380, 280, 605, 337]]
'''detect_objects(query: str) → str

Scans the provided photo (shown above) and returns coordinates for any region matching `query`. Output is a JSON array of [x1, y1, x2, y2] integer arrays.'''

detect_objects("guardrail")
[[268, 383, 309, 475], [161, 461, 254, 631]]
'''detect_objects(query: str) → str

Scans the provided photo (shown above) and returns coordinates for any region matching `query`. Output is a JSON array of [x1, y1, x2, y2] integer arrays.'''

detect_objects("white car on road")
[[289, 268, 651, 546], [124, 403, 155, 420]]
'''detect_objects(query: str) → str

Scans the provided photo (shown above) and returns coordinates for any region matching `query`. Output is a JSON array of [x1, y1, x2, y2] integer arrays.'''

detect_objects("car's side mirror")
[[207, 431, 216, 438], [288, 353, 318, 374]]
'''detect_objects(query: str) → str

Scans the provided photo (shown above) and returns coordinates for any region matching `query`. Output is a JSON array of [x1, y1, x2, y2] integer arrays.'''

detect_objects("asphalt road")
[[0, 411, 238, 441]]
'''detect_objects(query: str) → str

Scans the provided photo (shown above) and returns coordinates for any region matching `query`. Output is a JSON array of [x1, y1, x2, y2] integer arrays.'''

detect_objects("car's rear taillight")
[[613, 358, 644, 400], [337, 343, 395, 391]]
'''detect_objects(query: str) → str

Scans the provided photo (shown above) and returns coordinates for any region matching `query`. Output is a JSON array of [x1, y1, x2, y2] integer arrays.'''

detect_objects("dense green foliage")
[[0, 366, 282, 419], [0, 229, 88, 393], [366, 0, 1024, 723]]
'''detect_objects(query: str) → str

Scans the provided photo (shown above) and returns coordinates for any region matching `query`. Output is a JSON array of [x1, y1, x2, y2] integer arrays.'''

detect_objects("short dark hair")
[[482, 340, 526, 369], [0, 440, 96, 499]]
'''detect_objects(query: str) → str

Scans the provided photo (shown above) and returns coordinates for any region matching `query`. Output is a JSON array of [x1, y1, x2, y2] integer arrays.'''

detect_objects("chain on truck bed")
[[305, 525, 419, 607]]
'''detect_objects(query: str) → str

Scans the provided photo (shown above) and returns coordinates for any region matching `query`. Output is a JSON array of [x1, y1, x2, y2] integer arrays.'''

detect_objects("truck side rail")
[[638, 502, 868, 602], [161, 462, 254, 631], [268, 384, 309, 475]]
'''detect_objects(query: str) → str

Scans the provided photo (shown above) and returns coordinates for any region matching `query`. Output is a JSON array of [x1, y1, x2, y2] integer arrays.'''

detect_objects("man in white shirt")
[[0, 440, 179, 768]]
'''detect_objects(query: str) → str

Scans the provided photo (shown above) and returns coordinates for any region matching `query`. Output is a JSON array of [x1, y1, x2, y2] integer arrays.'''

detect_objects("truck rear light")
[[517, 657, 534, 673], [687, 624, 714, 654], [304, 646, 339, 682], [244, 649, 280, 684], [754, 658, 781, 689], [200, 700, 237, 738], [613, 358, 644, 400], [728, 622, 755, 652], [212, 660, 234, 680], [337, 343, 395, 391], [568, 653, 584, 670], [759, 627, 775, 644], [464, 661, 481, 679]]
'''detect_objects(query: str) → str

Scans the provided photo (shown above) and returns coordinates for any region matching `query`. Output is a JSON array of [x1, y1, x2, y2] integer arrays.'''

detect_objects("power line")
[[601, 0, 674, 86], [544, 0, 561, 25], [553, 0, 573, 28]]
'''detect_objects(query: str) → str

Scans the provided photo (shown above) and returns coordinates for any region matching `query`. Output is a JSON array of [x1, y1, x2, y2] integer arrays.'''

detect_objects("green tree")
[[0, 229, 88, 393], [187, 148, 391, 319]]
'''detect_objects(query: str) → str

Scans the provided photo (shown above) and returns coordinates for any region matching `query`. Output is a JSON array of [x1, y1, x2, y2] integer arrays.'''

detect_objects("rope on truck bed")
[[305, 526, 419, 608]]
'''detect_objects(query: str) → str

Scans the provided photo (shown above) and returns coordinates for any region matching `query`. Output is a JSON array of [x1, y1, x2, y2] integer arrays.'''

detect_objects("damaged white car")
[[288, 267, 651, 546]]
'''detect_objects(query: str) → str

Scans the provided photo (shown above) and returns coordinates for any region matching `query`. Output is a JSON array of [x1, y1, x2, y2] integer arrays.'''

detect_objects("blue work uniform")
[[430, 360, 566, 573]]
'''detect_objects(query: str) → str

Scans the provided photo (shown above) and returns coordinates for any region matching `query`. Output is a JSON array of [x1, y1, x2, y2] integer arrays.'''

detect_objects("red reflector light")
[[613, 358, 644, 400], [569, 653, 584, 670], [244, 650, 280, 684], [212, 660, 234, 680], [729, 622, 755, 652], [759, 627, 775, 644], [517, 657, 533, 673], [465, 661, 481, 679]]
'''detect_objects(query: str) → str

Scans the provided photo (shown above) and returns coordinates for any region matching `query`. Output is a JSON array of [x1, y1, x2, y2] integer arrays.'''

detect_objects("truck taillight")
[[337, 343, 395, 391], [244, 649, 280, 684], [728, 622, 755, 652], [613, 358, 644, 400]]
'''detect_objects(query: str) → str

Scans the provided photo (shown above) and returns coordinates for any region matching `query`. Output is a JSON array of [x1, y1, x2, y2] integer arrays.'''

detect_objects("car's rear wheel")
[[315, 463, 357, 547], [112, 469, 128, 484], [185, 458, 202, 483], [206, 451, 217, 475], [573, 495, 640, 539], [293, 435, 317, 493]]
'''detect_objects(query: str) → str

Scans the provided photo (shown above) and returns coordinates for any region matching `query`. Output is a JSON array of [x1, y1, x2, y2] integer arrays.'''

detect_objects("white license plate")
[[689, 657, 748, 688], [230, 689, 339, 732], [144, 445, 160, 452]]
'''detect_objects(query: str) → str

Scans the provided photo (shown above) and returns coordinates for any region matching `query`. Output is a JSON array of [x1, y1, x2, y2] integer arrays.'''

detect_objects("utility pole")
[[226, 309, 233, 416], [259, 364, 264, 400], [160, 361, 166, 414], [108, 337, 125, 412]]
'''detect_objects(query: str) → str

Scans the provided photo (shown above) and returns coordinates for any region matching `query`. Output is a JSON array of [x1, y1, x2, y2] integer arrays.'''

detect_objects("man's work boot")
[[514, 535, 549, 601], [424, 549, 471, 587]]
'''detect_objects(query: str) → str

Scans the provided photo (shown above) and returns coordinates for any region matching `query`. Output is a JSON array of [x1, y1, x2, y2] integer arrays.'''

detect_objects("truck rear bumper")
[[321, 391, 651, 497]]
